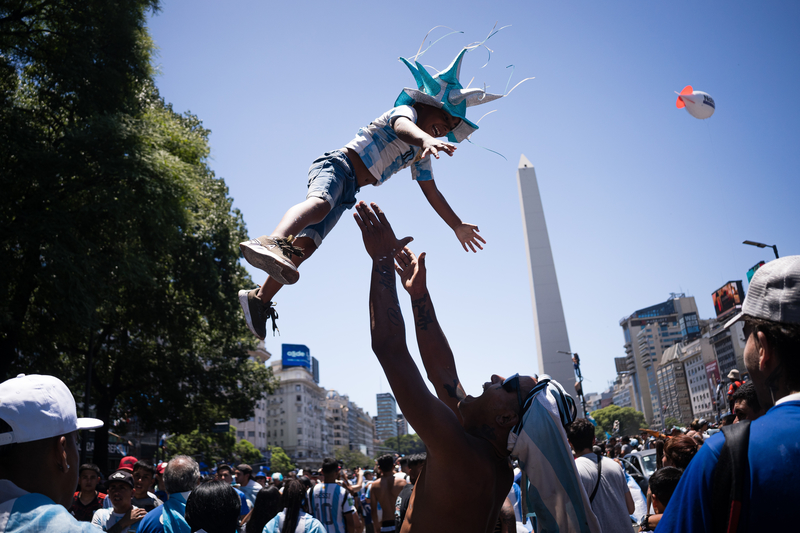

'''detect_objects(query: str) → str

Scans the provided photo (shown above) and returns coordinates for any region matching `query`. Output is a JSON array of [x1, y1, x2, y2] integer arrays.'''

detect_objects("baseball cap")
[[156, 462, 167, 474], [271, 473, 283, 482], [108, 470, 134, 488], [725, 256, 800, 328], [0, 374, 103, 446], [118, 456, 138, 472]]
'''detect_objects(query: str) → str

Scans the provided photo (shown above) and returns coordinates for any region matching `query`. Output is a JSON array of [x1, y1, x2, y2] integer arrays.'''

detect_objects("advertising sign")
[[711, 281, 745, 318], [282, 344, 311, 370]]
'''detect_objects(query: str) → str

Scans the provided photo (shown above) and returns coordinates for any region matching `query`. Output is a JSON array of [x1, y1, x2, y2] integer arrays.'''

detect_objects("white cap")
[[725, 256, 800, 328], [0, 374, 103, 445]]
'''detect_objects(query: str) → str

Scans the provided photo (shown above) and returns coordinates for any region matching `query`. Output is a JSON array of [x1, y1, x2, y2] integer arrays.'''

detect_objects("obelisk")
[[517, 155, 578, 412]]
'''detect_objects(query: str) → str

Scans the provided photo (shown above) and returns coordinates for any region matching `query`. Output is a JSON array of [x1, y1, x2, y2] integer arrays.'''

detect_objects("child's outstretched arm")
[[418, 179, 486, 253], [393, 117, 456, 160]]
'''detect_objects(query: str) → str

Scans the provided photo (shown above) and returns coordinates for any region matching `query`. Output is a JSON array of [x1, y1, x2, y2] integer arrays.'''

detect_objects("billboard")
[[282, 344, 311, 370], [614, 357, 629, 374], [711, 281, 745, 318]]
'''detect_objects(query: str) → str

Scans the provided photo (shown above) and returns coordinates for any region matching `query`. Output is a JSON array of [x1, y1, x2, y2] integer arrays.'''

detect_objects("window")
[[237, 431, 245, 438], [298, 428, 303, 434], [297, 395, 302, 402], [296, 385, 301, 391], [281, 429, 284, 436], [248, 431, 255, 437]]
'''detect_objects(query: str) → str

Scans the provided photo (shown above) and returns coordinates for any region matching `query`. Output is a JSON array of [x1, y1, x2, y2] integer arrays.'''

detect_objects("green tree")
[[381, 434, 426, 456], [664, 417, 680, 429], [0, 0, 276, 469], [335, 448, 373, 470], [268, 446, 295, 475], [233, 439, 264, 466], [591, 405, 647, 439]]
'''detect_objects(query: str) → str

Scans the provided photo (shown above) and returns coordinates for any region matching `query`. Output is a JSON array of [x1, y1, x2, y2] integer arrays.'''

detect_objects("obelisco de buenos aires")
[[516, 154, 579, 414]]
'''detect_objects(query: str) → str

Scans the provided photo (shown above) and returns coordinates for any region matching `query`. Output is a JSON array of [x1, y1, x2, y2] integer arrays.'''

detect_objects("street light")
[[743, 240, 779, 259], [558, 350, 588, 419]]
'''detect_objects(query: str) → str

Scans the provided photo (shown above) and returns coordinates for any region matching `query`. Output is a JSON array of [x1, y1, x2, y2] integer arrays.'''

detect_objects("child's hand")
[[421, 139, 456, 160], [455, 223, 486, 252], [394, 247, 427, 297]]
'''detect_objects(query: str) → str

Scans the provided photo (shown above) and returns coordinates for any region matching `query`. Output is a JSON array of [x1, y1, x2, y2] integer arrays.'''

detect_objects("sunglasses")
[[501, 374, 524, 414]]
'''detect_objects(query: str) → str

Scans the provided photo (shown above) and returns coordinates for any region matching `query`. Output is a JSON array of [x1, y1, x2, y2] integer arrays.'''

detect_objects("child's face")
[[416, 104, 461, 139]]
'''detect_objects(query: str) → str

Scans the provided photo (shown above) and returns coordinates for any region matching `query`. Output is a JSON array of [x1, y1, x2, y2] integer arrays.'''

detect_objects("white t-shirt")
[[91, 506, 140, 532], [574, 454, 631, 533]]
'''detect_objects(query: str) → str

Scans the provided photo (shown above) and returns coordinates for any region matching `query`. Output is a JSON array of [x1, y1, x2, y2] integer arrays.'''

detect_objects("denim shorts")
[[296, 150, 360, 247]]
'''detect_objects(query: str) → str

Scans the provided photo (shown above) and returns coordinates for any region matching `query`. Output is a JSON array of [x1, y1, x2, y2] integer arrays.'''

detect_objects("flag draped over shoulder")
[[507, 378, 601, 533]]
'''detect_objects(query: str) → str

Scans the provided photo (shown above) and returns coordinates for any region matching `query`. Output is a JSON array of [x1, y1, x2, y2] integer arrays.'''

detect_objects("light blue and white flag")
[[507, 378, 601, 533]]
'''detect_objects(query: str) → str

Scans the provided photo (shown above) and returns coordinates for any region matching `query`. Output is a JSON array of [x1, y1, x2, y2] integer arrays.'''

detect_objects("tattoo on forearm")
[[443, 379, 464, 400], [374, 263, 399, 305], [411, 294, 434, 331], [480, 424, 496, 441], [387, 307, 401, 326]]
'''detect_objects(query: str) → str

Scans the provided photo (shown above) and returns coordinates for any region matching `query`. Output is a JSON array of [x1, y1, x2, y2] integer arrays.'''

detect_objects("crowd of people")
[[1, 240, 798, 532]]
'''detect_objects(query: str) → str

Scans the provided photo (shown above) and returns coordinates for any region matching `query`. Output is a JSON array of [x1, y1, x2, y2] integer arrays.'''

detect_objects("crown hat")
[[394, 47, 506, 144]]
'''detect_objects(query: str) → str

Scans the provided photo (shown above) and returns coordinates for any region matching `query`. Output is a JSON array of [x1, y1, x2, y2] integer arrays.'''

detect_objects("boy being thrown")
[[239, 48, 505, 339]]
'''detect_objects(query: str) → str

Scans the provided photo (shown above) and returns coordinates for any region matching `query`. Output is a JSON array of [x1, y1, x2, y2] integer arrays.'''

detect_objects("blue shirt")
[[659, 400, 800, 532], [0, 489, 97, 533]]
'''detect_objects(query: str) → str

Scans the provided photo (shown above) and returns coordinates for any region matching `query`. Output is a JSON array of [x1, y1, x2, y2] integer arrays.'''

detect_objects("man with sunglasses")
[[659, 255, 800, 532], [355, 202, 537, 533]]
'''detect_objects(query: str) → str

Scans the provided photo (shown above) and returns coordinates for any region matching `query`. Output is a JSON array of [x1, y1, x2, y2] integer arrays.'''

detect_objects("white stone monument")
[[517, 155, 579, 414]]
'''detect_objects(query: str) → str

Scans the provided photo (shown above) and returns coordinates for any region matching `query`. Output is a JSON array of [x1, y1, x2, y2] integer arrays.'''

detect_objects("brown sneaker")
[[239, 235, 304, 285], [238, 288, 280, 339]]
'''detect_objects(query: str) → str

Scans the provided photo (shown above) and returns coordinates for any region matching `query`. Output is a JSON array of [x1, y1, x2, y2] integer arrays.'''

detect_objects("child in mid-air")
[[238, 48, 509, 339]]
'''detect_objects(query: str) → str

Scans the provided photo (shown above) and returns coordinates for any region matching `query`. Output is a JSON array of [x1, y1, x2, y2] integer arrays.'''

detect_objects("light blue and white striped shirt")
[[344, 106, 434, 185]]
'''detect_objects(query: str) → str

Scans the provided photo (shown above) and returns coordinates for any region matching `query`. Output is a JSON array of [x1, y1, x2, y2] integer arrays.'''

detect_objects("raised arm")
[[394, 247, 465, 423], [354, 201, 464, 446], [417, 179, 485, 252], [393, 116, 455, 160]]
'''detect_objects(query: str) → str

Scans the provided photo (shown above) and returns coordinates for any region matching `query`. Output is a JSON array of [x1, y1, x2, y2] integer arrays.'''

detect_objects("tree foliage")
[[335, 447, 373, 470], [268, 446, 295, 475], [381, 434, 426, 456], [664, 417, 680, 429], [166, 428, 263, 467], [0, 0, 275, 468], [591, 405, 647, 439]]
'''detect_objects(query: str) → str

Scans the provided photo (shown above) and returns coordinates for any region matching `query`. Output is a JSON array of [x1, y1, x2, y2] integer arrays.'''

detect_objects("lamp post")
[[743, 240, 779, 259], [558, 350, 588, 418]]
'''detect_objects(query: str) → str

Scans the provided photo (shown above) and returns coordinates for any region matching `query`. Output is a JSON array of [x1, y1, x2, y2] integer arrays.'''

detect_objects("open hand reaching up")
[[395, 247, 427, 299], [354, 202, 413, 261]]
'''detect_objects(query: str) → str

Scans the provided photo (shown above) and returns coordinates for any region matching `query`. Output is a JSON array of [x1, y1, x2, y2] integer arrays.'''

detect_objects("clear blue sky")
[[147, 1, 800, 425]]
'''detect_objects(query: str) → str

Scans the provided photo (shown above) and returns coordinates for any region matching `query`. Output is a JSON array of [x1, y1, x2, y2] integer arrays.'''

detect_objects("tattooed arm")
[[394, 246, 466, 424], [355, 201, 464, 445]]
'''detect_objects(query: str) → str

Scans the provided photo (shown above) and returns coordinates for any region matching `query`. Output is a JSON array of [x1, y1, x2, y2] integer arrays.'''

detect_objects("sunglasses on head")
[[501, 373, 524, 413]]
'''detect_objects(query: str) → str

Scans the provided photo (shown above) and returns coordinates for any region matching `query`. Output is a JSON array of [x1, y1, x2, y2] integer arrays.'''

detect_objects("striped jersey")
[[307, 482, 355, 533], [344, 106, 434, 185]]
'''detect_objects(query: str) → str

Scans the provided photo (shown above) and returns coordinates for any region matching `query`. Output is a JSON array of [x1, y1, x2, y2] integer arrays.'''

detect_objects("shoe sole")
[[239, 241, 300, 285], [238, 290, 265, 340]]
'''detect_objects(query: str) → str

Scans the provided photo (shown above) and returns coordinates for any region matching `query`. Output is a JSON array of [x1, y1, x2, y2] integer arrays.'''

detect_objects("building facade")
[[376, 393, 398, 442], [620, 294, 700, 427], [656, 344, 693, 427]]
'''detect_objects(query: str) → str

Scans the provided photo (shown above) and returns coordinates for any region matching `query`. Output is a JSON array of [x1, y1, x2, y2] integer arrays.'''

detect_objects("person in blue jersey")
[[307, 459, 357, 533], [658, 256, 800, 532], [264, 479, 325, 533], [0, 374, 104, 533], [237, 45, 522, 339], [214, 464, 250, 517], [137, 456, 199, 533], [355, 203, 538, 533]]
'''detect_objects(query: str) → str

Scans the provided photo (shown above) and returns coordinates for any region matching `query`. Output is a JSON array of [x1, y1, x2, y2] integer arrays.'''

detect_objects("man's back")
[[660, 398, 800, 531], [574, 454, 631, 533], [308, 482, 354, 533], [370, 473, 406, 531]]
